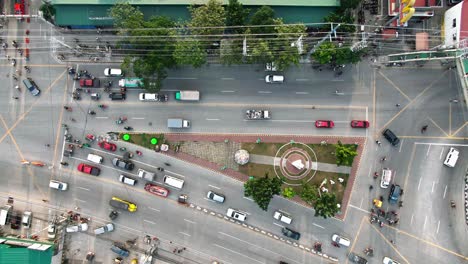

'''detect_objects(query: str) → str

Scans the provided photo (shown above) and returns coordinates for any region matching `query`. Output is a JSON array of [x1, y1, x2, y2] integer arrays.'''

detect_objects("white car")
[[49, 180, 68, 191], [380, 168, 392, 188], [331, 234, 351, 247], [104, 68, 122, 76], [265, 75, 284, 83], [119, 175, 137, 186], [22, 211, 32, 228], [139, 93, 158, 101], [66, 222, 88, 233], [206, 191, 225, 203], [226, 208, 246, 222], [383, 257, 400, 264], [47, 224, 56, 240]]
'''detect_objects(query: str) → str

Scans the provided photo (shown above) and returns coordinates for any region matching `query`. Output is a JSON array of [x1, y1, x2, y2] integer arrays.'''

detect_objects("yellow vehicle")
[[110, 196, 137, 212], [373, 199, 382, 208]]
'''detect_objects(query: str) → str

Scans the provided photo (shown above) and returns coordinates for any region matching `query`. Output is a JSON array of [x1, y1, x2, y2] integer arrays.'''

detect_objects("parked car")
[[66, 222, 88, 233], [265, 75, 284, 83], [49, 180, 68, 191], [350, 120, 369, 128], [94, 223, 114, 235], [22, 211, 32, 228], [47, 224, 56, 240], [206, 191, 225, 203], [348, 252, 368, 264], [119, 175, 137, 186], [112, 158, 134, 170], [226, 208, 246, 222], [332, 234, 351, 247], [77, 163, 100, 176], [10, 211, 21, 229], [109, 92, 126, 100], [388, 184, 402, 205], [98, 141, 117, 151], [79, 78, 99, 87], [104, 68, 123, 76], [382, 129, 400, 146], [139, 93, 158, 101], [282, 227, 300, 240], [144, 183, 169, 197], [383, 257, 400, 264], [315, 120, 334, 128]]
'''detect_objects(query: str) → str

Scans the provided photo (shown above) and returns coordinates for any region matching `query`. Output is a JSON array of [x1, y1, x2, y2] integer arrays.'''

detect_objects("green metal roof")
[[0, 238, 54, 264], [51, 0, 340, 7]]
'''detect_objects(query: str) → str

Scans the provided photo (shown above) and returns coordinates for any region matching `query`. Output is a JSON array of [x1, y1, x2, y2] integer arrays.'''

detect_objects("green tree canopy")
[[300, 183, 319, 205], [189, 0, 226, 36], [311, 42, 336, 64], [249, 6, 275, 36], [282, 187, 296, 199], [108, 3, 144, 32], [272, 18, 306, 70], [323, 12, 356, 33], [244, 175, 282, 211], [314, 192, 340, 219], [220, 39, 244, 65], [335, 48, 363, 65], [226, 0, 250, 34], [335, 141, 358, 166], [40, 1, 56, 22], [174, 38, 207, 68]]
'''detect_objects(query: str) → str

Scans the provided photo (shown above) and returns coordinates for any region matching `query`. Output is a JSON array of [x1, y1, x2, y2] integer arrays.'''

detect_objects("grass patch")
[[120, 133, 165, 149]]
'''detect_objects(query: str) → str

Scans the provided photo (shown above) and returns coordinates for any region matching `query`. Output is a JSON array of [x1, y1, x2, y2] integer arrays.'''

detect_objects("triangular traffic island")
[[119, 133, 365, 219]]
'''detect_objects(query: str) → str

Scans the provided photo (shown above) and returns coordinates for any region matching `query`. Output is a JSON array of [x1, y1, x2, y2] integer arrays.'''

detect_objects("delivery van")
[[87, 153, 103, 164], [0, 205, 13, 226], [163, 175, 184, 189]]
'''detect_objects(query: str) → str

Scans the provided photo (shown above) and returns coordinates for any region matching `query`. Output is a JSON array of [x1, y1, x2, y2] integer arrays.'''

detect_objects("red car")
[[77, 163, 100, 176], [315, 120, 334, 128], [350, 120, 370, 128], [98, 141, 117, 151], [79, 78, 100, 87], [144, 183, 169, 198]]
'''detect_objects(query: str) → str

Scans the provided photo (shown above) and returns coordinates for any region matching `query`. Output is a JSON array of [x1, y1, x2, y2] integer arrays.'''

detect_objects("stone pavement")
[[163, 134, 366, 220]]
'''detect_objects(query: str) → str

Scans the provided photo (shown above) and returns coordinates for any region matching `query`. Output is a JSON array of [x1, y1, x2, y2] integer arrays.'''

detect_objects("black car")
[[112, 158, 134, 170], [348, 252, 368, 264], [282, 227, 300, 240], [109, 92, 126, 100], [109, 210, 118, 220], [382, 129, 400, 146]]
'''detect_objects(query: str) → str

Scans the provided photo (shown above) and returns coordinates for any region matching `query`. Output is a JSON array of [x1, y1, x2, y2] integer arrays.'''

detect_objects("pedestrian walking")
[[45, 144, 50, 147], [421, 125, 428, 133], [369, 185, 374, 191], [376, 140, 381, 146], [395, 103, 401, 107]]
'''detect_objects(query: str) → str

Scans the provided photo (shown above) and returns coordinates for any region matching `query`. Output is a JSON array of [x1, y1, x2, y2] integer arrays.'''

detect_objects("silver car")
[[207, 191, 225, 203]]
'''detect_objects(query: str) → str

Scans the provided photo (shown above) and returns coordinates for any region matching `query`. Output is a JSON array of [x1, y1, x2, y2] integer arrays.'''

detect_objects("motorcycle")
[[331, 241, 340, 248], [124, 126, 133, 131], [98, 104, 107, 109], [116, 116, 127, 125], [64, 106, 72, 112], [88, 110, 96, 115], [136, 150, 142, 156]]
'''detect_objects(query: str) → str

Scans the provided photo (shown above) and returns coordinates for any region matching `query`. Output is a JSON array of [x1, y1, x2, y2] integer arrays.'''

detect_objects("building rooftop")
[[50, 0, 340, 7], [0, 237, 54, 264]]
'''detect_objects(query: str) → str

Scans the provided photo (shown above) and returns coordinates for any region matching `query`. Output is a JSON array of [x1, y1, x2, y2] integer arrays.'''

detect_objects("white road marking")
[[148, 207, 160, 212], [273, 222, 284, 228], [95, 116, 108, 119], [269, 120, 315, 123], [208, 185, 220, 190], [426, 144, 431, 156], [144, 220, 156, 225], [76, 187, 90, 191], [313, 223, 325, 229], [75, 199, 86, 203], [416, 142, 468, 147], [439, 148, 444, 159], [410, 214, 414, 225], [348, 204, 370, 214], [295, 79, 309, 81], [431, 181, 435, 193], [417, 177, 422, 191], [330, 79, 344, 82], [179, 232, 191, 237], [398, 139, 404, 152], [443, 185, 447, 198], [221, 90, 235, 93], [221, 78, 234, 80], [132, 117, 145, 120], [243, 196, 254, 201], [213, 244, 263, 264], [295, 92, 309, 94], [359, 197, 363, 208], [167, 77, 197, 80], [423, 216, 427, 229], [184, 219, 196, 224], [258, 91, 272, 94], [436, 220, 440, 234], [206, 118, 220, 121]]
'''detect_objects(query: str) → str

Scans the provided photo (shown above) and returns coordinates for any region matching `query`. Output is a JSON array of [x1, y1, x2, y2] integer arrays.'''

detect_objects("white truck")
[[175, 90, 199, 101], [137, 169, 156, 182], [0, 205, 13, 226], [167, 118, 190, 128], [246, 110, 270, 120]]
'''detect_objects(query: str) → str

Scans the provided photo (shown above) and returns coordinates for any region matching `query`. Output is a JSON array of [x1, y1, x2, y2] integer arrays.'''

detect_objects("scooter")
[[124, 126, 133, 131]]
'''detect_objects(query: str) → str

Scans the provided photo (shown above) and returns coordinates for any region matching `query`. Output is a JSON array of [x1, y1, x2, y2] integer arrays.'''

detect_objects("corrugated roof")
[[51, 0, 340, 7], [0, 238, 54, 264]]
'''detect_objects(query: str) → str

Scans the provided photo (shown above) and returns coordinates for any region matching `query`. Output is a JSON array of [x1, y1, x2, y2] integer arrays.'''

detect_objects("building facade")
[[444, 0, 468, 48]]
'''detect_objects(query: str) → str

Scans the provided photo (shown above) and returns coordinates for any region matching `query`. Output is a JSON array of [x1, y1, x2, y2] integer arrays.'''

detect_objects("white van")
[[0, 205, 13, 226], [163, 175, 184, 189], [273, 210, 292, 224], [119, 175, 137, 186], [380, 168, 392, 188], [22, 211, 32, 228], [87, 153, 103, 164], [444, 147, 459, 167]]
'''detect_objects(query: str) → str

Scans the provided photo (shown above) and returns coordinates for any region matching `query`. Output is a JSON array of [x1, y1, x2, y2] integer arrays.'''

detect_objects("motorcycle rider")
[[124, 126, 132, 131]]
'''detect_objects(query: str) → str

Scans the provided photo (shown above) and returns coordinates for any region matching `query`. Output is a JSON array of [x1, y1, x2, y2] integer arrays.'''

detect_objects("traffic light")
[[400, 0, 415, 24]]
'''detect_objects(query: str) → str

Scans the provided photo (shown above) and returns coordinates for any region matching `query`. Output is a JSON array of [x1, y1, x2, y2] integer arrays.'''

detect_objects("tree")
[[323, 12, 356, 33], [174, 38, 207, 68], [189, 0, 226, 36], [244, 175, 282, 211], [339, 0, 362, 11], [220, 39, 244, 65], [249, 39, 273, 64], [300, 184, 319, 205], [335, 141, 358, 166], [108, 3, 144, 32], [39, 1, 56, 22], [282, 187, 296, 198], [311, 42, 336, 64], [335, 47, 363, 65], [249, 6, 275, 36], [272, 19, 306, 70], [314, 192, 340, 219], [226, 0, 250, 34]]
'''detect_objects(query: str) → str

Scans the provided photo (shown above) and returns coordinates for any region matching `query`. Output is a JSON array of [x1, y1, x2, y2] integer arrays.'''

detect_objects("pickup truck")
[[167, 118, 190, 128], [175, 90, 199, 101], [137, 168, 156, 182], [246, 110, 270, 120]]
